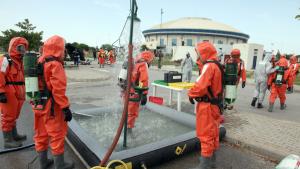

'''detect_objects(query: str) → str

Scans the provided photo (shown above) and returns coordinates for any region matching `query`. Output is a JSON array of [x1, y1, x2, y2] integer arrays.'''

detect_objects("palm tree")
[[296, 8, 300, 20]]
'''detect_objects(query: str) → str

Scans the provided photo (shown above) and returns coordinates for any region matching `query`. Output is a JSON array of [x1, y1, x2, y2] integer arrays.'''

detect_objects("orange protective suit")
[[231, 49, 246, 85], [33, 35, 70, 155], [98, 49, 106, 65], [0, 37, 28, 132], [127, 51, 154, 129], [268, 57, 292, 104], [289, 55, 299, 88], [108, 50, 115, 64], [188, 42, 222, 158]]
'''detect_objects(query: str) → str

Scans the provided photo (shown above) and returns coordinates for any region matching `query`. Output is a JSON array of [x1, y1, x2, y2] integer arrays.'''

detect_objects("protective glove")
[[62, 107, 72, 122], [267, 85, 271, 90], [242, 81, 246, 88], [140, 94, 147, 106], [0, 93, 7, 103], [189, 97, 195, 104]]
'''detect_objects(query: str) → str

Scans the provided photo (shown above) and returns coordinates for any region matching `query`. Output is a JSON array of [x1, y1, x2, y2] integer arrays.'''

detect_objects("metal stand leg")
[[169, 89, 173, 105], [153, 85, 157, 96], [177, 91, 181, 112]]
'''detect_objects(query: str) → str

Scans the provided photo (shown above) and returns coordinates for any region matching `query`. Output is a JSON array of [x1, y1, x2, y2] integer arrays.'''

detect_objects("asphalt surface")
[[2, 61, 291, 169], [65, 62, 278, 169]]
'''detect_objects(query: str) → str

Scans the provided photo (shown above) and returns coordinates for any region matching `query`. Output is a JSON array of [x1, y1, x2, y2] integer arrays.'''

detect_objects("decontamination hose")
[[91, 160, 128, 169], [0, 143, 35, 155], [97, 0, 136, 167]]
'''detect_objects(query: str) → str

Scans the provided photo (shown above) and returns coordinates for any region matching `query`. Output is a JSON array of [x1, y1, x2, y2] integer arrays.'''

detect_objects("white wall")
[[233, 43, 264, 70]]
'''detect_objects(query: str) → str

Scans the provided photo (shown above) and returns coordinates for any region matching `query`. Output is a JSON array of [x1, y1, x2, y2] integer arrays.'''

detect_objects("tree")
[[101, 44, 113, 51], [296, 8, 300, 20], [0, 19, 43, 51]]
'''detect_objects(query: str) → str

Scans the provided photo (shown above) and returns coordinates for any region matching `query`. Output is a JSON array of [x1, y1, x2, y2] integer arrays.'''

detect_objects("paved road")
[[65, 61, 278, 169]]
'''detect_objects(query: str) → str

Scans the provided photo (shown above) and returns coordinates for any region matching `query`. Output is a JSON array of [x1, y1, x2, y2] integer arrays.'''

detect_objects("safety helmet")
[[136, 51, 154, 63], [231, 49, 241, 58]]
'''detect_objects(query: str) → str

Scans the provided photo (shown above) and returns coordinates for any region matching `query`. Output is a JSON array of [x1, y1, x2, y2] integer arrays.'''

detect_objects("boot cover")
[[3, 131, 22, 148], [12, 126, 27, 141], [257, 103, 264, 109], [268, 103, 274, 112], [54, 153, 74, 169], [251, 97, 257, 107], [38, 150, 54, 169]]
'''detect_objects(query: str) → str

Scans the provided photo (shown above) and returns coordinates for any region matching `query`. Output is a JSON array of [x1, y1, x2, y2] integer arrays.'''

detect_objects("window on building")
[[254, 49, 258, 55], [203, 40, 209, 42], [181, 41, 185, 46], [160, 38, 165, 46], [217, 40, 223, 44], [171, 38, 177, 46], [187, 39, 193, 46], [230, 42, 234, 45]]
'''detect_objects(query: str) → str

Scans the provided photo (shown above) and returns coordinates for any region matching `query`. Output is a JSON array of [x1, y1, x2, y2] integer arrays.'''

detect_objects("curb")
[[224, 135, 283, 163]]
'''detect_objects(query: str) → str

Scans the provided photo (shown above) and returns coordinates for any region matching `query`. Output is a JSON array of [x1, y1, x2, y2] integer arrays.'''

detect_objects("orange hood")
[[290, 55, 297, 64], [135, 51, 154, 63], [196, 42, 218, 62], [276, 57, 288, 68], [40, 35, 65, 62], [8, 37, 29, 60]]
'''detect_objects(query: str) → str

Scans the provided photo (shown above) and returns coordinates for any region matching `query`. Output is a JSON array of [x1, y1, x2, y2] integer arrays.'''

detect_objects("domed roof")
[[143, 17, 249, 40], [150, 17, 242, 33]]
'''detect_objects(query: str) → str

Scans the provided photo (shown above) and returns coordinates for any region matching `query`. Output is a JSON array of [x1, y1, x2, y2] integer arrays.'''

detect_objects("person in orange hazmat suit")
[[267, 55, 292, 112], [32, 35, 74, 169], [188, 42, 223, 169], [127, 51, 154, 135], [0, 37, 28, 148]]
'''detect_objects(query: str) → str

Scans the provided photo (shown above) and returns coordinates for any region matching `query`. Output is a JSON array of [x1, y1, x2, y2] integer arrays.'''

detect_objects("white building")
[[142, 17, 250, 53], [143, 17, 265, 70], [233, 43, 264, 70]]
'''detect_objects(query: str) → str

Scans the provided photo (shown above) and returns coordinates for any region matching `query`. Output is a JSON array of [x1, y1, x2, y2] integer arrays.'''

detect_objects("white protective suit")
[[253, 54, 276, 103], [181, 55, 194, 82]]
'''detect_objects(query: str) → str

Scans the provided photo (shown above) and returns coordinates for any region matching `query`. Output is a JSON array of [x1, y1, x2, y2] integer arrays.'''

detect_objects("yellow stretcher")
[[168, 82, 195, 89]]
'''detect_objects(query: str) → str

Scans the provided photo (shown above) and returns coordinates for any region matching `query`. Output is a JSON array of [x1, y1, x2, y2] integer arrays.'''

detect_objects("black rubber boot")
[[251, 97, 257, 107], [280, 103, 286, 110], [38, 150, 54, 169], [257, 103, 263, 109], [127, 128, 136, 138], [268, 103, 274, 112], [199, 156, 211, 169], [53, 154, 74, 169], [211, 152, 216, 169], [12, 126, 27, 141], [2, 131, 22, 148]]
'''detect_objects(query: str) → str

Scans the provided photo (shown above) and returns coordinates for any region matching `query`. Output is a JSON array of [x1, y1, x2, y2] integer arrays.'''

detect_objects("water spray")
[[98, 0, 138, 167]]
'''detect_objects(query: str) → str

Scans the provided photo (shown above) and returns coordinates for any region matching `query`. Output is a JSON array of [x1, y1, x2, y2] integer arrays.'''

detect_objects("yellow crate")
[[168, 82, 195, 89]]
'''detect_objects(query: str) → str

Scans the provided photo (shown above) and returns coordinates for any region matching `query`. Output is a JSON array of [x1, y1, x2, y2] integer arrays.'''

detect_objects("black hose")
[[0, 143, 35, 155]]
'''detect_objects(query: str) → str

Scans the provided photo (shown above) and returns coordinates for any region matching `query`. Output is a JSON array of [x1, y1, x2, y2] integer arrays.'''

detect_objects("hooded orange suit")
[[188, 42, 222, 157], [268, 57, 292, 104], [127, 51, 154, 129], [0, 37, 28, 132], [33, 35, 70, 155]]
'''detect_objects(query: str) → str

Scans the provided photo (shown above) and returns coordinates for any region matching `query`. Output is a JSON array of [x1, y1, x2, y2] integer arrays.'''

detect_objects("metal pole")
[[123, 0, 136, 148], [160, 8, 163, 28]]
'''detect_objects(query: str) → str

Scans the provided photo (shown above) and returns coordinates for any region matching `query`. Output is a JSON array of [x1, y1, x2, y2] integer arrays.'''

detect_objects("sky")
[[1, 0, 300, 53]]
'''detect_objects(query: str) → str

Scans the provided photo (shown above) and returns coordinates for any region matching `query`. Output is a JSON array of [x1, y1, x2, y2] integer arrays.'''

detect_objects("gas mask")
[[16, 44, 26, 56]]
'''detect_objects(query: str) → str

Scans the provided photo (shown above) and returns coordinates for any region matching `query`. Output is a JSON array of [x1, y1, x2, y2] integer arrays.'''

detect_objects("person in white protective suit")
[[181, 52, 194, 82], [251, 54, 276, 108]]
